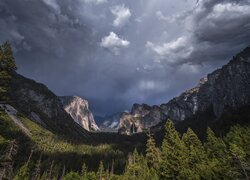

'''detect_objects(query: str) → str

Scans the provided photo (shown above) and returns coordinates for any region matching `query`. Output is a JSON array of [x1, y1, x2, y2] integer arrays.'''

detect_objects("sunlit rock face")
[[60, 96, 100, 132], [119, 47, 250, 135]]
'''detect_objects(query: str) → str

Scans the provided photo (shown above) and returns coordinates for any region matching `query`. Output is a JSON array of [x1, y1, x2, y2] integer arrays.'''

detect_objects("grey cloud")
[[0, 0, 249, 115]]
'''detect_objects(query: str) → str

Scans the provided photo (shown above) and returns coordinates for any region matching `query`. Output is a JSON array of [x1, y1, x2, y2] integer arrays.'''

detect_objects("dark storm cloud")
[[0, 0, 250, 115], [148, 0, 250, 66]]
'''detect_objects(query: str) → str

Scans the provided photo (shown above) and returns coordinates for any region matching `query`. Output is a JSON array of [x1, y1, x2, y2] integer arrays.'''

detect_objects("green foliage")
[[204, 127, 233, 179], [158, 119, 188, 179], [122, 149, 152, 180], [64, 171, 81, 180], [225, 125, 250, 179], [97, 161, 105, 180], [145, 132, 160, 170], [182, 128, 209, 179], [0, 41, 17, 102], [13, 163, 30, 180], [1, 107, 250, 180]]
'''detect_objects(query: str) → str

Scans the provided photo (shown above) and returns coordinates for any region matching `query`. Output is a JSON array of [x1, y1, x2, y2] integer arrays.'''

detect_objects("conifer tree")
[[97, 161, 104, 180], [225, 126, 250, 179], [32, 155, 42, 180], [0, 41, 17, 102], [123, 149, 152, 180], [145, 132, 160, 170], [182, 128, 209, 179], [205, 127, 231, 179], [0, 140, 18, 179], [13, 163, 30, 180], [81, 162, 87, 178], [64, 171, 81, 180], [158, 119, 188, 179], [13, 150, 33, 180]]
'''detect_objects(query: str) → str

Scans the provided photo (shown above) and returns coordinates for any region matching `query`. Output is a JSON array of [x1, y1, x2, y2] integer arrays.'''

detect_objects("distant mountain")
[[9, 73, 91, 140], [60, 96, 100, 132], [95, 113, 120, 132], [119, 46, 250, 135]]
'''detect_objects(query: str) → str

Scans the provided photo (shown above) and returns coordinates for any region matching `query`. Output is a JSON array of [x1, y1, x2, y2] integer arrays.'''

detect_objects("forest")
[[0, 107, 249, 179]]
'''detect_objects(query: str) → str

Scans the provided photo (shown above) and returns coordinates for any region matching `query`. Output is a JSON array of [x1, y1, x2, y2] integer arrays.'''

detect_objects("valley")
[[0, 42, 250, 179]]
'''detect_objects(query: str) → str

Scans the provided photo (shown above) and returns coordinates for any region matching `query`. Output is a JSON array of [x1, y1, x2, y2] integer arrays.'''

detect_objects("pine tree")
[[229, 143, 249, 179], [0, 140, 18, 179], [81, 162, 87, 178], [123, 149, 152, 180], [13, 163, 30, 180], [97, 161, 104, 180], [145, 132, 160, 170], [48, 160, 54, 179], [32, 155, 42, 180], [64, 171, 81, 180], [205, 127, 232, 179], [0, 41, 17, 102], [225, 126, 250, 179], [13, 150, 33, 180], [182, 128, 209, 179], [158, 119, 188, 179]]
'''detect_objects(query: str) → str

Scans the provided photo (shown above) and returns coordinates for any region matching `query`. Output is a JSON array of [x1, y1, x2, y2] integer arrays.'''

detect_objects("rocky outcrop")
[[9, 73, 90, 139], [118, 112, 142, 135], [119, 46, 250, 135], [60, 96, 100, 132]]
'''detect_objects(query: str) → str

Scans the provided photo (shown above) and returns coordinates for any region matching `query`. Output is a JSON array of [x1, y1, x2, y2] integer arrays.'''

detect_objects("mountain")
[[95, 113, 120, 132], [60, 96, 100, 132], [8, 73, 91, 140], [119, 46, 250, 135]]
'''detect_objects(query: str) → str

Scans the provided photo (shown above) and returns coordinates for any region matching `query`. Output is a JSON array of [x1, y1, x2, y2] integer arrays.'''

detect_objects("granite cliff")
[[119, 47, 250, 134], [60, 96, 100, 132]]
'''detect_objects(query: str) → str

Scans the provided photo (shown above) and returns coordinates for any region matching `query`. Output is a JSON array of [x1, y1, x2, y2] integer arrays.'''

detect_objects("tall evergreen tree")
[[64, 171, 81, 180], [13, 163, 30, 180], [123, 149, 151, 180], [13, 150, 33, 180], [81, 162, 87, 178], [158, 119, 188, 179], [225, 126, 250, 179], [32, 155, 42, 180], [205, 127, 232, 179], [145, 132, 160, 170], [0, 140, 18, 179], [182, 128, 209, 179], [0, 41, 17, 102], [97, 161, 104, 180]]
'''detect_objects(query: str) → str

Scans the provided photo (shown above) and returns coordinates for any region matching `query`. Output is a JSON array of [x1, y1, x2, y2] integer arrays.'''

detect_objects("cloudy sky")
[[0, 0, 250, 116]]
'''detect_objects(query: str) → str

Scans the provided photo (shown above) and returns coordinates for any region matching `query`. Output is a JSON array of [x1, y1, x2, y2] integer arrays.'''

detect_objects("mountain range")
[[2, 46, 250, 138], [119, 46, 250, 135]]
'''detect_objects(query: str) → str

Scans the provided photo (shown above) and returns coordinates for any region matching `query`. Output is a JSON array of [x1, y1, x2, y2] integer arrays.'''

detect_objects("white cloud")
[[110, 5, 131, 27], [208, 3, 250, 19], [42, 0, 60, 12], [156, 11, 173, 22], [100, 32, 130, 55], [83, 0, 107, 5], [146, 37, 193, 63]]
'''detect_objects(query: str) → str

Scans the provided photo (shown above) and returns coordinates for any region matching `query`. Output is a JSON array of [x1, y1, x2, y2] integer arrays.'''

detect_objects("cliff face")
[[9, 74, 90, 139], [119, 47, 250, 135], [60, 96, 100, 132]]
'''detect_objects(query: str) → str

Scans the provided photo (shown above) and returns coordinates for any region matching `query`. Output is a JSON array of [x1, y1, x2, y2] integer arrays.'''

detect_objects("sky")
[[0, 0, 250, 116]]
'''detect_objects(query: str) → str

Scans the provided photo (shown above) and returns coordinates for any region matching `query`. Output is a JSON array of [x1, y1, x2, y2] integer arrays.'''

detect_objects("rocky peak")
[[131, 103, 151, 117], [60, 96, 100, 132], [119, 46, 250, 135]]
